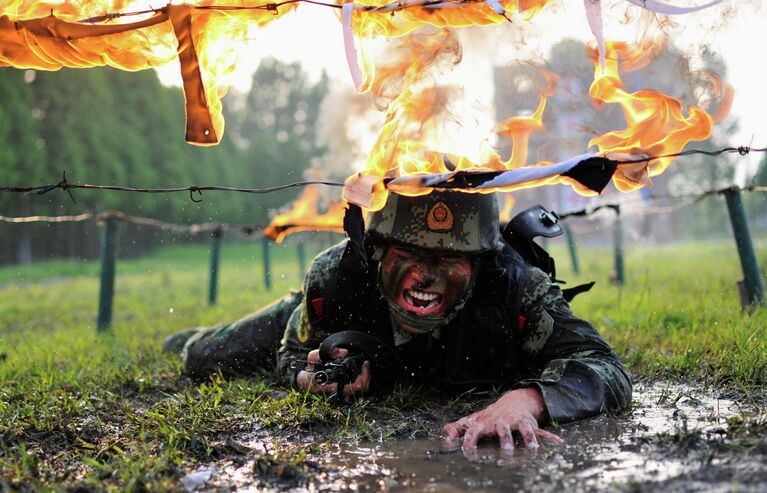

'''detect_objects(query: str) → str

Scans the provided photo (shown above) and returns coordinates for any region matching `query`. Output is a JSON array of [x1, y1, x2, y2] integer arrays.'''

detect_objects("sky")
[[156, 0, 767, 179]]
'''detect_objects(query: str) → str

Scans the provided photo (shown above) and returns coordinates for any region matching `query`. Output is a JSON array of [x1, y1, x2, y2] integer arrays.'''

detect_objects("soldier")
[[165, 190, 632, 450]]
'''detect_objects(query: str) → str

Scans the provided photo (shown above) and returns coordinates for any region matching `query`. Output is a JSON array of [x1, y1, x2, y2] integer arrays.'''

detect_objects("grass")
[[0, 235, 765, 489]]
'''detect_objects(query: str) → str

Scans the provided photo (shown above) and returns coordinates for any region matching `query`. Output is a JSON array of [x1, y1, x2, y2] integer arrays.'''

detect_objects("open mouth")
[[401, 289, 444, 315]]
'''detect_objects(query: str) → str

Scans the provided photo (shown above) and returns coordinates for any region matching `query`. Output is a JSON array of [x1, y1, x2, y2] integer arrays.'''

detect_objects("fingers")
[[518, 421, 539, 449], [296, 370, 345, 395], [306, 349, 320, 364], [330, 347, 349, 359], [496, 423, 514, 452], [442, 414, 474, 441], [344, 361, 371, 397], [535, 428, 564, 444], [462, 422, 493, 450]]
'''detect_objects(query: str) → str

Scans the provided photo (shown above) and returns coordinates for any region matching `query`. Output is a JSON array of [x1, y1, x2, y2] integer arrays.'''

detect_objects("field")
[[0, 236, 765, 490]]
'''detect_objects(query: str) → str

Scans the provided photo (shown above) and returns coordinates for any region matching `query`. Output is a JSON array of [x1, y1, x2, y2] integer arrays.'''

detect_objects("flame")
[[0, 0, 560, 145], [498, 193, 515, 223], [587, 40, 719, 191], [487, 67, 557, 170], [352, 0, 552, 38], [346, 35, 727, 210], [0, 1, 297, 144], [263, 185, 346, 243], [348, 42, 571, 208]]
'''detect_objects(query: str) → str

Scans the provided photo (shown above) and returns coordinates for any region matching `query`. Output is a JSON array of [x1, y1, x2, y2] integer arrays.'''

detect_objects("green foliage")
[[0, 63, 329, 264], [0, 239, 765, 487]]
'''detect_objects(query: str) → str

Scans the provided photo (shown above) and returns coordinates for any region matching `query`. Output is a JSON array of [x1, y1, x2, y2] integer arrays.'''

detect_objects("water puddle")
[[190, 382, 766, 491]]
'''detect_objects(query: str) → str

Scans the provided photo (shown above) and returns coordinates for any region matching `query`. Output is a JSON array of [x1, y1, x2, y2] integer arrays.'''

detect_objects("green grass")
[[0, 236, 765, 489], [551, 238, 767, 396]]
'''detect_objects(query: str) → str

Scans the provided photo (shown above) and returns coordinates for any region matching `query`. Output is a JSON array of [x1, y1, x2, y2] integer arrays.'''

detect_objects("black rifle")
[[302, 330, 401, 403], [312, 353, 367, 401]]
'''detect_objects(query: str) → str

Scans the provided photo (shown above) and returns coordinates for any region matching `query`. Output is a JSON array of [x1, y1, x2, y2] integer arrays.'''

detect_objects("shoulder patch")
[[296, 312, 312, 344]]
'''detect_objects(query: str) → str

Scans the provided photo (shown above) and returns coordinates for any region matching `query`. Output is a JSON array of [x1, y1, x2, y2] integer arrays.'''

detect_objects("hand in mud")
[[442, 387, 563, 450], [296, 348, 371, 398]]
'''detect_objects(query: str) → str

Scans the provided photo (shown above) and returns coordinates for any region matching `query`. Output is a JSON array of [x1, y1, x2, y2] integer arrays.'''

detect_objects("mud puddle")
[[184, 382, 767, 492]]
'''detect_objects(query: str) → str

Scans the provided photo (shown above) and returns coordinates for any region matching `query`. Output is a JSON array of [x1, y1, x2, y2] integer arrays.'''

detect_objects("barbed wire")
[[1, 147, 764, 203], [0, 172, 344, 204], [77, 0, 489, 23], [558, 184, 767, 223], [611, 146, 765, 164], [0, 209, 264, 238], [2, 185, 764, 239], [0, 212, 93, 223]]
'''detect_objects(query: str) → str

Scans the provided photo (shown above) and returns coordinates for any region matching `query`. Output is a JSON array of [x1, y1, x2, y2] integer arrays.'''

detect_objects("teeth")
[[407, 289, 439, 301], [404, 289, 442, 309]]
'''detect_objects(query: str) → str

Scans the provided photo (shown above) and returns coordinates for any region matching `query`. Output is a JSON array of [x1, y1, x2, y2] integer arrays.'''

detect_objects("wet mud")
[[184, 382, 767, 492]]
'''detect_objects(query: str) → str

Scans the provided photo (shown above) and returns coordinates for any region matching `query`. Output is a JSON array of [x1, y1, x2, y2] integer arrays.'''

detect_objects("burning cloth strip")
[[622, 0, 725, 15], [385, 153, 616, 194], [342, 2, 364, 90], [345, 154, 627, 209]]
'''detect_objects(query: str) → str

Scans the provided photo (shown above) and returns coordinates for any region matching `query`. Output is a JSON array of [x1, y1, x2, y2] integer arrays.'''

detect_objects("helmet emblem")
[[427, 201, 453, 231]]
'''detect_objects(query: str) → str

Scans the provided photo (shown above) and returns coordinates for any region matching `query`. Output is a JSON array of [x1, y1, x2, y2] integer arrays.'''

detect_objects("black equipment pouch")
[[503, 204, 594, 302]]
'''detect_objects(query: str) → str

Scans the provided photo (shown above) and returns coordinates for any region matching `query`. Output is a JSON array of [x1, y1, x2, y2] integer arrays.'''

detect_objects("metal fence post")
[[612, 206, 625, 286], [97, 215, 119, 332], [722, 187, 765, 307], [296, 241, 306, 282], [208, 228, 223, 306], [262, 236, 273, 291], [563, 225, 580, 275]]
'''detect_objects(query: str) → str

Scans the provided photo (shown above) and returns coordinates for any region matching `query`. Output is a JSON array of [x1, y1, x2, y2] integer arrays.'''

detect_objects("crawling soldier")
[[164, 190, 632, 450]]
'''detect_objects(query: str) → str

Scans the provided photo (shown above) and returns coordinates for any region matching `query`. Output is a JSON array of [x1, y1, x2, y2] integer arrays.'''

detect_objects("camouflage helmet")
[[365, 190, 500, 254]]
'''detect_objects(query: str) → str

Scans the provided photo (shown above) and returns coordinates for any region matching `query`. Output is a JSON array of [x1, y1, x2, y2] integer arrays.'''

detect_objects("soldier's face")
[[380, 245, 474, 333]]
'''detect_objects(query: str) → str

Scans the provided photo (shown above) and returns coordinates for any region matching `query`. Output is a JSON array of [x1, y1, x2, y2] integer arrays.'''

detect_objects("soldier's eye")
[[439, 255, 463, 263]]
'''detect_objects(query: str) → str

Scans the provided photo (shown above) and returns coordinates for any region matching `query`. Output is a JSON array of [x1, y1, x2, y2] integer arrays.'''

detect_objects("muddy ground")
[[162, 381, 765, 491], [3, 379, 765, 492]]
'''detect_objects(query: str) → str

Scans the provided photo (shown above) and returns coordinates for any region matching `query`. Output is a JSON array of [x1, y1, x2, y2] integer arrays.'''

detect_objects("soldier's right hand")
[[296, 348, 371, 398]]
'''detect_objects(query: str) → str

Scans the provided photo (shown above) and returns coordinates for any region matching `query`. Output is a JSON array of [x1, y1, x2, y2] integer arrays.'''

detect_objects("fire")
[[263, 185, 346, 243], [486, 67, 558, 170], [352, 0, 552, 38], [498, 193, 515, 224], [345, 35, 729, 210], [0, 1, 297, 144], [587, 40, 721, 191]]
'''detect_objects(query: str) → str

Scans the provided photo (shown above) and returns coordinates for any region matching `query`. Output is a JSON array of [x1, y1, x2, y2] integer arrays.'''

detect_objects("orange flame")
[[498, 193, 515, 223], [587, 40, 720, 191], [345, 35, 729, 210], [263, 185, 346, 243], [486, 67, 557, 170], [0, 1, 297, 144], [0, 0, 558, 145], [352, 0, 551, 38]]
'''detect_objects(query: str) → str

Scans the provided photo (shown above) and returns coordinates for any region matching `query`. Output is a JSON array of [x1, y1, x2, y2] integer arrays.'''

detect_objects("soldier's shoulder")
[[487, 242, 545, 280], [304, 240, 347, 292], [490, 243, 555, 306]]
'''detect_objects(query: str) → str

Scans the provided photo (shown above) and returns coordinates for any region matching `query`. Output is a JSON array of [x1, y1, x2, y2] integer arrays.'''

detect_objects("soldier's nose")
[[411, 263, 437, 289]]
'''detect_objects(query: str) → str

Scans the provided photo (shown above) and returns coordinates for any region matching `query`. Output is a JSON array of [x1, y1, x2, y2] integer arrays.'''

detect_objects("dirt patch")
[[3, 381, 765, 491], [169, 381, 766, 491]]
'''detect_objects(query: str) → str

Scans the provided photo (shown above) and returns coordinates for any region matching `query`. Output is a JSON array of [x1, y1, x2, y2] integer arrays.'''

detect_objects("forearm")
[[276, 348, 308, 388], [516, 268, 632, 423], [515, 350, 632, 423], [276, 303, 320, 388]]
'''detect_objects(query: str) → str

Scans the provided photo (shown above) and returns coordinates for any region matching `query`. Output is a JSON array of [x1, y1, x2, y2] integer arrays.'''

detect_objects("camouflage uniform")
[[179, 236, 632, 424]]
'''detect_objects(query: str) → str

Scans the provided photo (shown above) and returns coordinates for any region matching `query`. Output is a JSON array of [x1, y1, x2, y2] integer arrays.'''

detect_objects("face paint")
[[380, 245, 474, 333]]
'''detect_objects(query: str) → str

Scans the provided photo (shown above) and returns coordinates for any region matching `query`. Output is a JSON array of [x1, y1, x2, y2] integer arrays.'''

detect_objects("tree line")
[[0, 59, 328, 265]]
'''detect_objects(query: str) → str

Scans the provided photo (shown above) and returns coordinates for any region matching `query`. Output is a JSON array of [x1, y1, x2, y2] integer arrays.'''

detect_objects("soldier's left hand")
[[442, 387, 563, 450]]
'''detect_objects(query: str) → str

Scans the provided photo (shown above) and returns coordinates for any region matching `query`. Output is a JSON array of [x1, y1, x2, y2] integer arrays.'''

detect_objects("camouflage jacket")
[[277, 240, 632, 424]]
